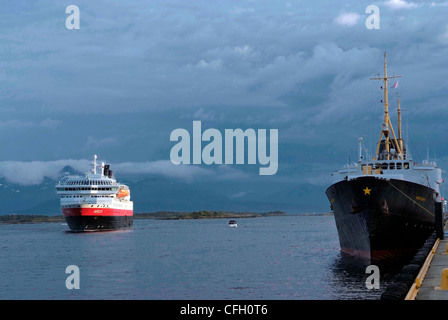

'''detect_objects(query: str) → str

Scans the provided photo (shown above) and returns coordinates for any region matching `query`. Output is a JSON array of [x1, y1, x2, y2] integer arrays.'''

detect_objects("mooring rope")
[[385, 180, 435, 217]]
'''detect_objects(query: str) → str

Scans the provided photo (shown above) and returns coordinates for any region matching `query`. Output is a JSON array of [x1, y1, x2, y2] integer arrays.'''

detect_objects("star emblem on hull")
[[363, 187, 372, 195]]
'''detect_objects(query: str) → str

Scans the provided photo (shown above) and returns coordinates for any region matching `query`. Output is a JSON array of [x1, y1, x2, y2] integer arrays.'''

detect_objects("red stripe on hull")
[[63, 207, 133, 217]]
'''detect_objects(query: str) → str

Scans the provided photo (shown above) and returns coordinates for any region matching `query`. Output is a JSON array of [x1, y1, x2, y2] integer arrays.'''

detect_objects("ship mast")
[[370, 52, 403, 160], [397, 97, 404, 157], [92, 154, 97, 175]]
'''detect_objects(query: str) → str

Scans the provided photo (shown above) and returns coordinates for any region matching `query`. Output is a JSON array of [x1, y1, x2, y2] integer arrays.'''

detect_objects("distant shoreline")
[[0, 210, 332, 225], [134, 210, 288, 220]]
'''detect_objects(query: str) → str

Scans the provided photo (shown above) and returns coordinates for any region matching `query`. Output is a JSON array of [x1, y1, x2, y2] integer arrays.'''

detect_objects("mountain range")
[[0, 166, 330, 215]]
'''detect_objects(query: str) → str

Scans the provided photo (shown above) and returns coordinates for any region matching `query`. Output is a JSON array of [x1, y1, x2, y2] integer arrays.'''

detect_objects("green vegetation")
[[134, 210, 287, 220], [0, 214, 65, 224]]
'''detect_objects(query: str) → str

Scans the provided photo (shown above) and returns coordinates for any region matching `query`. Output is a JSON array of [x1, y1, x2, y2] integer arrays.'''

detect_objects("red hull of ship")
[[63, 207, 133, 217], [62, 207, 133, 232]]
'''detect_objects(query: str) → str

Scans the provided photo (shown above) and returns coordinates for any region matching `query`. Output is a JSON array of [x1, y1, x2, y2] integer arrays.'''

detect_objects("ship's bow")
[[326, 176, 436, 263]]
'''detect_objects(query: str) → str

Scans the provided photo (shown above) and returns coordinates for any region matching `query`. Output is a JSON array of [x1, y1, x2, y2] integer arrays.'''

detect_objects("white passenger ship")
[[56, 155, 133, 231]]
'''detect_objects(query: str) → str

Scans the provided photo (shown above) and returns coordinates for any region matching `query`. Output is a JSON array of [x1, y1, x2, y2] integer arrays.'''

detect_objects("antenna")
[[358, 137, 363, 162], [92, 155, 97, 175]]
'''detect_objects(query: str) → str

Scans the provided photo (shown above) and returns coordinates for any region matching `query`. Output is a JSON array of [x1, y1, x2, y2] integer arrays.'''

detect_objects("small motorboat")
[[228, 220, 237, 227]]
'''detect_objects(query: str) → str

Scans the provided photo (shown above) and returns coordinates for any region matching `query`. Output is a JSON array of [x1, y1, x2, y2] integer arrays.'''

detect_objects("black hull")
[[65, 215, 133, 232], [326, 176, 436, 263]]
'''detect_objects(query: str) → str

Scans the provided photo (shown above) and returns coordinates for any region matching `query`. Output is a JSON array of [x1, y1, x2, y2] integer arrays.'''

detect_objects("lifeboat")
[[117, 187, 130, 198]]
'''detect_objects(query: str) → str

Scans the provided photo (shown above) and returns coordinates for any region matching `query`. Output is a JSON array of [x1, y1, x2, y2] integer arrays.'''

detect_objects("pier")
[[380, 202, 447, 300], [405, 223, 448, 300]]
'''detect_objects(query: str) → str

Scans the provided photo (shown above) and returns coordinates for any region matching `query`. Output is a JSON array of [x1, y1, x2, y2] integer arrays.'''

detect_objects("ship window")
[[389, 163, 395, 170], [404, 162, 409, 169], [382, 163, 388, 170], [375, 163, 381, 170], [397, 163, 402, 169]]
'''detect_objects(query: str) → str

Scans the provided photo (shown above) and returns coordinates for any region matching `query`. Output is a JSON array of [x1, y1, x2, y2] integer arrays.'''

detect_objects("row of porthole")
[[404, 223, 433, 229], [362, 162, 410, 170]]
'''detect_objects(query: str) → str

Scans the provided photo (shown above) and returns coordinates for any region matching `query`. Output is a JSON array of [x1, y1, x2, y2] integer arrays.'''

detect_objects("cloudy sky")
[[0, 0, 447, 209]]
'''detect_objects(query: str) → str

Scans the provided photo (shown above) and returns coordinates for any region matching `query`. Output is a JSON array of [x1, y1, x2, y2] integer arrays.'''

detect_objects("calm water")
[[0, 215, 397, 300]]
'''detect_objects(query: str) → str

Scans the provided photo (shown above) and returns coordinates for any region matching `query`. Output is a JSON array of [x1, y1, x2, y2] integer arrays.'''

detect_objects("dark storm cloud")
[[0, 0, 447, 198]]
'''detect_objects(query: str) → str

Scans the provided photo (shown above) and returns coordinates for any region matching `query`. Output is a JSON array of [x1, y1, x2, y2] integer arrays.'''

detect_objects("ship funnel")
[[104, 164, 110, 177]]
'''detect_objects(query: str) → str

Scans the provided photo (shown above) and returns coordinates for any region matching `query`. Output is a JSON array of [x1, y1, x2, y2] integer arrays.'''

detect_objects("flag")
[[392, 81, 398, 89]]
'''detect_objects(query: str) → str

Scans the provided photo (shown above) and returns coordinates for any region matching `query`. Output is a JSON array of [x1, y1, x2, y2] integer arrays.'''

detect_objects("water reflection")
[[328, 252, 406, 300]]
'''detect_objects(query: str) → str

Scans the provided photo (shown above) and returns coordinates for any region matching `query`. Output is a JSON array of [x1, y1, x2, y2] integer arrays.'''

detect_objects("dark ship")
[[326, 53, 444, 263]]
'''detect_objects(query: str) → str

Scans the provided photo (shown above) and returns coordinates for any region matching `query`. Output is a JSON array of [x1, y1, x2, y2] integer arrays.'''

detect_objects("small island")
[[0, 214, 65, 224], [0, 210, 287, 225], [134, 210, 287, 220]]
